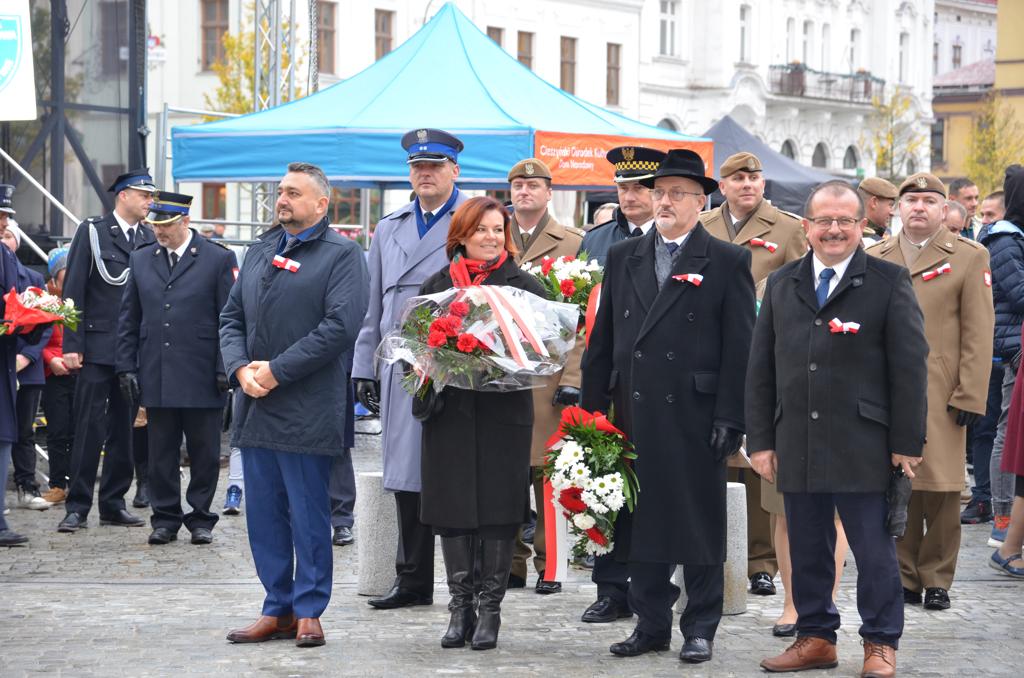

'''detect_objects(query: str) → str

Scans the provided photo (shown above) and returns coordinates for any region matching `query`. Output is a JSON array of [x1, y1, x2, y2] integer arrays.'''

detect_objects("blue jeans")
[[991, 364, 1019, 516], [969, 361, 1003, 504]]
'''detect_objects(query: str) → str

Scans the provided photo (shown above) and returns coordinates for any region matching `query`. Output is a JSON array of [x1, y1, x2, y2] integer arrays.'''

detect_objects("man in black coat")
[[58, 169, 156, 532], [581, 149, 755, 664], [116, 192, 237, 546], [747, 181, 928, 677]]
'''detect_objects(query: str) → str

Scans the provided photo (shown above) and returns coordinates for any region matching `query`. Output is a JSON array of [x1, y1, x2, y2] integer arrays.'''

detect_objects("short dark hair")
[[286, 162, 331, 198], [948, 177, 976, 197], [984, 190, 1005, 207], [945, 200, 968, 220], [445, 196, 518, 260], [804, 180, 864, 220]]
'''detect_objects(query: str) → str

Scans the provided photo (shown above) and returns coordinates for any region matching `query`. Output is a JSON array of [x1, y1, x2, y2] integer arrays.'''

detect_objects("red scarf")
[[449, 250, 508, 288]]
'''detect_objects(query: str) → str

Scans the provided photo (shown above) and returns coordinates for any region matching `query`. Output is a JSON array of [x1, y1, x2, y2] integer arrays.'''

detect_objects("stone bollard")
[[674, 481, 748, 616], [355, 471, 399, 596]]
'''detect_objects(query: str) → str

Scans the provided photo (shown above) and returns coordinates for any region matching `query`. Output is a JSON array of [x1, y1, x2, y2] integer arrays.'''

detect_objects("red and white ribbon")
[[829, 317, 861, 334], [542, 479, 569, 583], [672, 273, 704, 286], [475, 285, 549, 368], [749, 237, 778, 253], [272, 255, 301, 273], [921, 262, 951, 281], [984, 271, 992, 287]]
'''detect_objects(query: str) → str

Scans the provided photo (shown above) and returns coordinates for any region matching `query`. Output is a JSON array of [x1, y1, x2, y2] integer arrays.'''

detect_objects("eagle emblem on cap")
[[416, 129, 428, 142], [747, 161, 757, 171], [916, 176, 927, 188], [525, 162, 535, 175], [622, 147, 635, 161]]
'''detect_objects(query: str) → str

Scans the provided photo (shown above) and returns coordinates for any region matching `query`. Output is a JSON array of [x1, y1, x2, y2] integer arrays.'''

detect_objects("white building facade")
[[933, 0, 997, 77]]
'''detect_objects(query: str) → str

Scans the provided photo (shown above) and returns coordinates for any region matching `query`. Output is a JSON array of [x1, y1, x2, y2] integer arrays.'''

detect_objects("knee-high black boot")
[[441, 535, 478, 648], [471, 537, 514, 650]]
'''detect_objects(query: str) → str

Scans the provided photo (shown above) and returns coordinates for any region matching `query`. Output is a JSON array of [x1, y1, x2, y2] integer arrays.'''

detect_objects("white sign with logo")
[[0, 0, 36, 121]]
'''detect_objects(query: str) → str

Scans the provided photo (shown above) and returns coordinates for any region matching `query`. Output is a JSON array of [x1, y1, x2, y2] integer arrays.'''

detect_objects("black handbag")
[[411, 387, 445, 422], [885, 465, 913, 538]]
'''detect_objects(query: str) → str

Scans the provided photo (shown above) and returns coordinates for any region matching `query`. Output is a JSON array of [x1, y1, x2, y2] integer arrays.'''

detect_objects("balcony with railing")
[[768, 64, 885, 104]]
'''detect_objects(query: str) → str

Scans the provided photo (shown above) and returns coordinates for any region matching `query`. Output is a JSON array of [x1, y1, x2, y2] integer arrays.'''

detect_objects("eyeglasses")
[[651, 188, 704, 202], [808, 216, 860, 229]]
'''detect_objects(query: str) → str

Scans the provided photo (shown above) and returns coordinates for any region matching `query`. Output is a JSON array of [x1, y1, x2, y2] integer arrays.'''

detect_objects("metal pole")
[[50, 0, 66, 234], [155, 102, 168, 189]]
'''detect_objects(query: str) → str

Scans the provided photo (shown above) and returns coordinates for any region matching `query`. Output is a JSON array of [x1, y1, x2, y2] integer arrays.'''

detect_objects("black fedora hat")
[[639, 149, 718, 195]]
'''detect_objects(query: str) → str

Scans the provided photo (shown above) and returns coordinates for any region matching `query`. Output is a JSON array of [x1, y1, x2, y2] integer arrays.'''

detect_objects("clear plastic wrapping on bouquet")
[[376, 285, 580, 393]]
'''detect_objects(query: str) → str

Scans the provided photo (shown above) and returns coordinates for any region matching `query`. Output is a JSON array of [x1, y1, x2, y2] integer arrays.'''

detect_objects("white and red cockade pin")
[[672, 273, 704, 286], [232, 267, 239, 281], [829, 317, 861, 334], [272, 255, 301, 273], [921, 262, 951, 281], [984, 270, 992, 287], [749, 237, 778, 253]]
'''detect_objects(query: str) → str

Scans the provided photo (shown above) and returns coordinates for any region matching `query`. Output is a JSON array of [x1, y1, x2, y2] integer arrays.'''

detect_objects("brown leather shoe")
[[226, 614, 297, 643], [861, 641, 896, 678], [296, 617, 325, 647], [760, 636, 839, 672]]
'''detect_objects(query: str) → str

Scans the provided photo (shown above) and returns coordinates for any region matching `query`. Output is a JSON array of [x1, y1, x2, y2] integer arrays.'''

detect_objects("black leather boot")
[[471, 537, 514, 651], [440, 535, 478, 648]]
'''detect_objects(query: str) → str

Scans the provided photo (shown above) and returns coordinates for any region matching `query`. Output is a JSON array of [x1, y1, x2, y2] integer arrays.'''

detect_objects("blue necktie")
[[665, 242, 679, 255], [816, 268, 835, 308]]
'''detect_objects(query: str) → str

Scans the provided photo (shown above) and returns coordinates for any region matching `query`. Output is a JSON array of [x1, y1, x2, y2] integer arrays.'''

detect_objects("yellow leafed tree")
[[860, 89, 926, 183], [964, 93, 1024, 195]]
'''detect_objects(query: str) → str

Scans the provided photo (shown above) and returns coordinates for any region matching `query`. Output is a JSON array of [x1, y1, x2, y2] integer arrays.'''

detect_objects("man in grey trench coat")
[[353, 128, 468, 609]]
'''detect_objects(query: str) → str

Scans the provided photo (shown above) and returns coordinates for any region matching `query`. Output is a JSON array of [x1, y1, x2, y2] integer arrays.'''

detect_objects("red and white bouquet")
[[376, 285, 579, 395], [0, 286, 81, 335], [543, 407, 639, 556], [520, 253, 602, 332]]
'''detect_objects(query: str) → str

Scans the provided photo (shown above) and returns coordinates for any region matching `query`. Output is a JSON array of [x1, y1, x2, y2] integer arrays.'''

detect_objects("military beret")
[[507, 158, 552, 182], [899, 172, 947, 198], [858, 177, 898, 200], [719, 152, 762, 178], [605, 146, 666, 183], [401, 128, 464, 164]]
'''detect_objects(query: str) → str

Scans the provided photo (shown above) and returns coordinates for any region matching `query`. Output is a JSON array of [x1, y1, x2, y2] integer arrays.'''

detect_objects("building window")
[[843, 146, 858, 170], [606, 43, 621, 106], [486, 26, 503, 47], [812, 143, 829, 168], [660, 0, 678, 57], [780, 139, 797, 160], [899, 32, 910, 83], [933, 41, 940, 75], [849, 28, 861, 71], [201, 0, 229, 70], [952, 43, 962, 69], [560, 37, 576, 94], [786, 18, 796, 62], [820, 23, 830, 71], [802, 20, 813, 66], [375, 9, 394, 60], [101, 1, 128, 76], [931, 119, 945, 165], [739, 5, 751, 63], [517, 31, 534, 69], [317, 2, 336, 73], [202, 183, 227, 220]]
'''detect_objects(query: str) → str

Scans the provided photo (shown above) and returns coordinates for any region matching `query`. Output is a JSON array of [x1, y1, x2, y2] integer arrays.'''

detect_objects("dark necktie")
[[630, 227, 643, 237], [816, 268, 835, 308], [665, 242, 679, 256], [169, 252, 179, 270], [127, 227, 136, 247], [423, 211, 434, 223]]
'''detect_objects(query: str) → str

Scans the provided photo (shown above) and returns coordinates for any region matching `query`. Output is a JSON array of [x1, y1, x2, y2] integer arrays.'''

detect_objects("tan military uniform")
[[510, 210, 585, 581], [867, 232, 994, 591]]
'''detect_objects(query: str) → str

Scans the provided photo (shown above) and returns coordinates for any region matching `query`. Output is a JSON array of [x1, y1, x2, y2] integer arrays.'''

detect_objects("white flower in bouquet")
[[560, 441, 585, 464], [586, 541, 613, 556], [591, 474, 614, 495], [553, 453, 573, 472], [550, 471, 570, 491], [603, 488, 625, 512], [572, 513, 596, 530], [569, 463, 591, 487], [585, 259, 601, 272], [583, 489, 609, 513], [607, 472, 623, 487]]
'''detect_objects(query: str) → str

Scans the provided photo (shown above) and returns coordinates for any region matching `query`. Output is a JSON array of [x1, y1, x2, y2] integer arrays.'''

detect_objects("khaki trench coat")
[[702, 199, 808, 287]]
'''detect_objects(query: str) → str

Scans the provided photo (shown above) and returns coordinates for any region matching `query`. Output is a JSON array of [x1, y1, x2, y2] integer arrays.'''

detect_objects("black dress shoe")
[[191, 528, 214, 545], [924, 587, 950, 610], [679, 636, 713, 663], [903, 587, 922, 605], [367, 586, 432, 609], [0, 528, 28, 546], [749, 572, 777, 595], [132, 483, 150, 509], [57, 512, 88, 532], [535, 579, 562, 594], [332, 526, 354, 546], [148, 527, 178, 545], [772, 623, 797, 637], [609, 628, 670, 657], [507, 573, 526, 589], [99, 509, 146, 527], [582, 596, 632, 623]]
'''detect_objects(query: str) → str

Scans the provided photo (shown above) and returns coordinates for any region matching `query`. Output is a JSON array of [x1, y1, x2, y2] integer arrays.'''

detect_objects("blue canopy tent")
[[171, 2, 710, 191]]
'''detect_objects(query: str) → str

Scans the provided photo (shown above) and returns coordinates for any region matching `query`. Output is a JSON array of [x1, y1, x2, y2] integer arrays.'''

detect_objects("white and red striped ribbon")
[[749, 237, 778, 253], [921, 262, 951, 281], [272, 255, 301, 273], [475, 286, 549, 368], [672, 273, 704, 286], [542, 479, 569, 583], [829, 317, 861, 334]]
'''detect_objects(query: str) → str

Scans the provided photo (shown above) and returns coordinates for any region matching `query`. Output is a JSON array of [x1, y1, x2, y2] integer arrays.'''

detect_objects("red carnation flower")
[[449, 301, 470, 317], [456, 333, 479, 353], [540, 257, 555, 276], [558, 487, 588, 513], [427, 331, 447, 348], [586, 527, 609, 546], [431, 315, 460, 337], [561, 255, 574, 264], [560, 279, 576, 297]]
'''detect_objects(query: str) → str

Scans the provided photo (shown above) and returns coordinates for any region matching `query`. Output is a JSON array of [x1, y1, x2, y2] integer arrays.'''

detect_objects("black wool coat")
[[418, 256, 548, 531], [581, 224, 755, 565], [745, 248, 929, 494]]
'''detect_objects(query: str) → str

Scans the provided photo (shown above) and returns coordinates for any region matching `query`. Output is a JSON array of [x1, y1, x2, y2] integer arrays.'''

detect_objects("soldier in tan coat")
[[504, 158, 585, 594], [702, 152, 807, 597], [866, 172, 994, 611], [857, 177, 898, 245]]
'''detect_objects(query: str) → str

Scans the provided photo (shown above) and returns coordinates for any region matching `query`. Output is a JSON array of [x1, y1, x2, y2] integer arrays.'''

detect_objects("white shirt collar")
[[112, 210, 139, 238], [168, 231, 193, 261], [658, 230, 691, 248], [812, 250, 856, 287], [629, 218, 655, 235]]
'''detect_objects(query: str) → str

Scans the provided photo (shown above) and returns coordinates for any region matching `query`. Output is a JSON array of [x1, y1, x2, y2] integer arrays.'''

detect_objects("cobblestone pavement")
[[2, 425, 1023, 676]]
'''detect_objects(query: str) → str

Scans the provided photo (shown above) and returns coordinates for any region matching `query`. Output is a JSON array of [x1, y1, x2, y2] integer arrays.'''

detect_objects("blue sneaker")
[[223, 486, 243, 515], [988, 549, 1024, 578]]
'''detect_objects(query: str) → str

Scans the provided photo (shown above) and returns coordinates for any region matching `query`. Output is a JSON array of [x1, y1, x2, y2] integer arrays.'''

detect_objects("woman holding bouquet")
[[416, 196, 547, 651]]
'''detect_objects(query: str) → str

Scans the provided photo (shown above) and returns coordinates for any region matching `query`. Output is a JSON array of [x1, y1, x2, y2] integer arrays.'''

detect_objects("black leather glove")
[[886, 465, 913, 538], [947, 405, 979, 427], [552, 385, 580, 407], [216, 372, 230, 393], [354, 378, 380, 416], [118, 372, 140, 407], [709, 425, 743, 463]]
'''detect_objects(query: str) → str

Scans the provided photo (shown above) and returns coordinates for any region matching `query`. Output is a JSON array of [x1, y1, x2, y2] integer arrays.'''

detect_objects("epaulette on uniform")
[[779, 209, 804, 221], [864, 239, 885, 252], [956, 236, 985, 250], [210, 238, 231, 250], [135, 239, 158, 249], [564, 224, 586, 238]]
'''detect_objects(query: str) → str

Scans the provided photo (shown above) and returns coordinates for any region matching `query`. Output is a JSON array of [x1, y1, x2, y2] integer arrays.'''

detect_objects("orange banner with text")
[[533, 131, 714, 187]]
